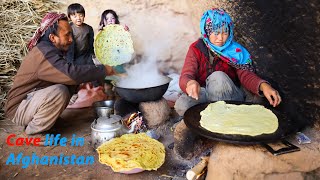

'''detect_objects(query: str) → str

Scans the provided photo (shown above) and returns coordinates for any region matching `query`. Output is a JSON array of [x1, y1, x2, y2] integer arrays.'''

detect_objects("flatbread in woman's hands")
[[94, 24, 134, 66], [200, 101, 278, 136]]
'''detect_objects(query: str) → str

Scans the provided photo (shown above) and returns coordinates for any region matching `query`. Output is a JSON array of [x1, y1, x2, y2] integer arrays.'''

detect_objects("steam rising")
[[117, 26, 171, 89], [116, 59, 170, 89]]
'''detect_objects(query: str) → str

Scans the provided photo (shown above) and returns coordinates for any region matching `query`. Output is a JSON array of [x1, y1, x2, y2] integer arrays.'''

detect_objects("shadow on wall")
[[231, 0, 319, 126]]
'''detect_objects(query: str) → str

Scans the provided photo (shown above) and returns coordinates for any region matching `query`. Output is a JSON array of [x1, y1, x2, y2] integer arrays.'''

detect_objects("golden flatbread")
[[94, 24, 134, 66], [97, 133, 165, 172], [200, 101, 278, 136]]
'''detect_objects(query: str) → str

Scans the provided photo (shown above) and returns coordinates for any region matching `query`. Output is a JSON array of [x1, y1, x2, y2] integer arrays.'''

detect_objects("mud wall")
[[62, 0, 198, 73]]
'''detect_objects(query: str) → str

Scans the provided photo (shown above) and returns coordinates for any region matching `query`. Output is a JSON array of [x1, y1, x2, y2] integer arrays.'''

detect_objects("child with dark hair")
[[66, 3, 94, 65], [97, 9, 129, 96], [66, 3, 107, 108], [98, 9, 129, 32]]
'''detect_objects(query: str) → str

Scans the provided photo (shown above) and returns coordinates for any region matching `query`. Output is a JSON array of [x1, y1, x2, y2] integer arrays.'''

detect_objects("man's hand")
[[259, 82, 282, 107], [104, 65, 116, 76], [93, 56, 116, 76], [186, 80, 200, 100]]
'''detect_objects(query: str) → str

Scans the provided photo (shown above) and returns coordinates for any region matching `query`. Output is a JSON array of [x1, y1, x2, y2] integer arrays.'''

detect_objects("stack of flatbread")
[[200, 101, 278, 136], [97, 133, 165, 172], [94, 24, 134, 66]]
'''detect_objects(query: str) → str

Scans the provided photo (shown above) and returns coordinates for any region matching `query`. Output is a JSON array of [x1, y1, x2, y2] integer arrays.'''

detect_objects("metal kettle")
[[91, 114, 137, 149]]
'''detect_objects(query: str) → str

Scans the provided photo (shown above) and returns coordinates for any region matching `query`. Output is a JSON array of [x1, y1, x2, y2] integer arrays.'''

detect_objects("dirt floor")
[[0, 108, 191, 180], [1, 1, 319, 179]]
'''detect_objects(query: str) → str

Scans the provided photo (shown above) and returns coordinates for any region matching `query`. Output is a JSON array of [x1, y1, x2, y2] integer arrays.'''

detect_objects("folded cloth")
[[163, 73, 183, 102]]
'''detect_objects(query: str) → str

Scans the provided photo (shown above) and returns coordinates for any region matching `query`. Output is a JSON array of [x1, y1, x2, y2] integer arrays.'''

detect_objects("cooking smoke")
[[116, 40, 170, 89]]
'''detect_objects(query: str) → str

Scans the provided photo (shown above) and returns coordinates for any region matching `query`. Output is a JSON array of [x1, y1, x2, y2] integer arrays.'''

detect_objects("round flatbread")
[[200, 101, 278, 136], [97, 133, 165, 172], [94, 24, 134, 66]]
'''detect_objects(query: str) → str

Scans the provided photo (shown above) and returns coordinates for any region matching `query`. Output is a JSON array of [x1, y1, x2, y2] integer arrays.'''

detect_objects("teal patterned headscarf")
[[200, 8, 254, 71]]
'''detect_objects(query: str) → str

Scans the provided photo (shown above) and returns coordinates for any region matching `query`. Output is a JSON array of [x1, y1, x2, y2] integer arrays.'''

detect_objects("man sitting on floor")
[[5, 12, 115, 136]]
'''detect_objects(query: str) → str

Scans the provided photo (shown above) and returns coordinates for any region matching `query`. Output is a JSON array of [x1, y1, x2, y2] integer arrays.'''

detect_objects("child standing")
[[98, 9, 129, 32], [98, 9, 129, 74], [66, 3, 94, 65], [66, 3, 106, 108], [97, 9, 129, 101]]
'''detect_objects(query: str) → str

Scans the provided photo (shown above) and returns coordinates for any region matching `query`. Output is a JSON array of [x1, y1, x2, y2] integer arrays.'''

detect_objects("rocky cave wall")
[[187, 0, 320, 126], [62, 0, 319, 126], [62, 0, 198, 73]]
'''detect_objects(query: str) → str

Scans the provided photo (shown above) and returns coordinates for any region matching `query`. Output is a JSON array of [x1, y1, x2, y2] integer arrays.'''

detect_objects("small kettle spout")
[[126, 121, 138, 134]]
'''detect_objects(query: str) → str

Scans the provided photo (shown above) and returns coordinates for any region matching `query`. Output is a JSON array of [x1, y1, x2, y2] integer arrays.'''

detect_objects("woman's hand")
[[186, 80, 201, 100], [259, 82, 282, 107]]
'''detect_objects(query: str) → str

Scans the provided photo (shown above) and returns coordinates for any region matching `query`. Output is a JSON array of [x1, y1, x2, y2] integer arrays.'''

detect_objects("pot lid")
[[93, 115, 123, 131]]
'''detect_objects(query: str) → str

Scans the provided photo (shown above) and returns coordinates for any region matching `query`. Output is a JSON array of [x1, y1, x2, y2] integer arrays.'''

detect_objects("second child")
[[66, 3, 107, 108]]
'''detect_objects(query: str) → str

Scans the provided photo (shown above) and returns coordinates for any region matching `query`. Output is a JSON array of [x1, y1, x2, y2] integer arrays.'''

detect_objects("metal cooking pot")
[[115, 78, 171, 103]]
